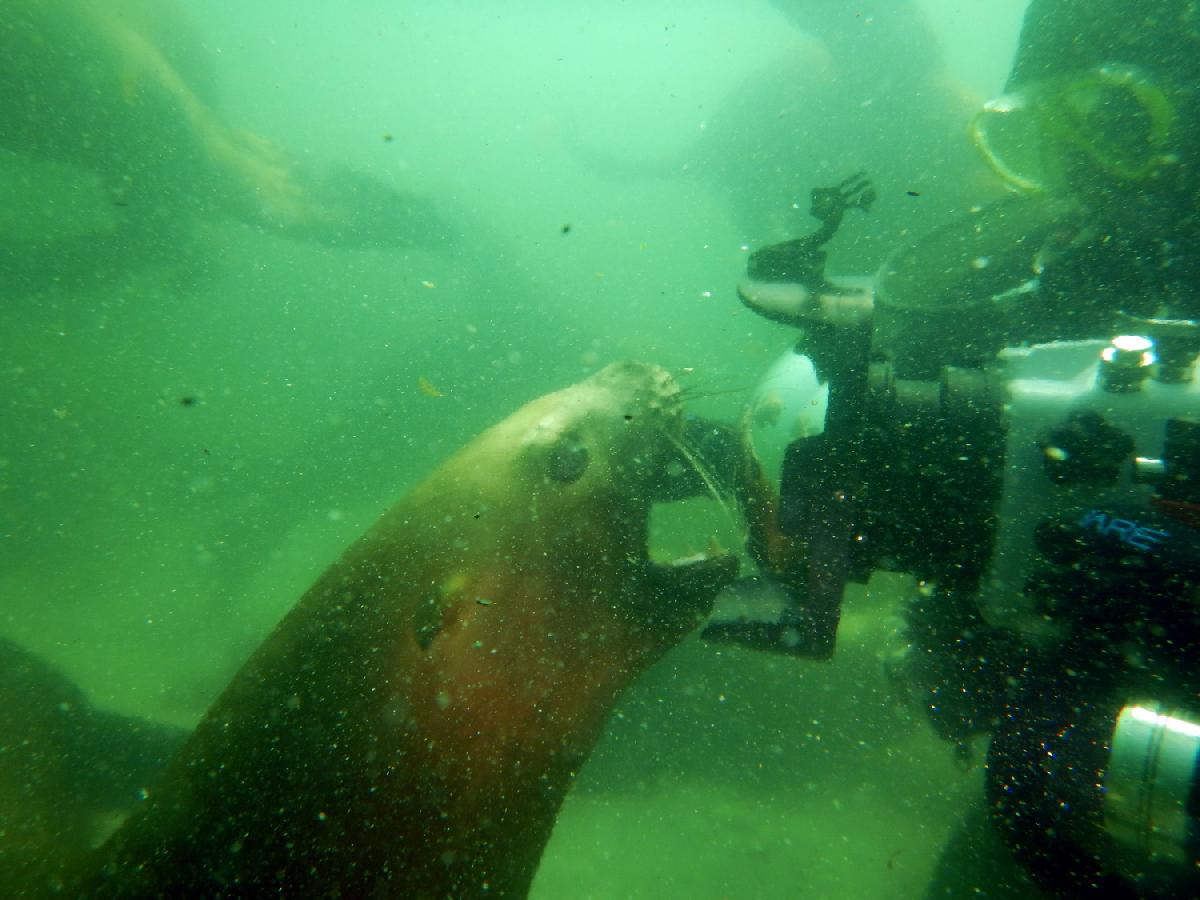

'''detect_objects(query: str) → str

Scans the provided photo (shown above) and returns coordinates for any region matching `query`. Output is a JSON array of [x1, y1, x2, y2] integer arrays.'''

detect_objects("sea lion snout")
[[592, 360, 683, 423], [582, 360, 687, 476], [590, 359, 679, 398]]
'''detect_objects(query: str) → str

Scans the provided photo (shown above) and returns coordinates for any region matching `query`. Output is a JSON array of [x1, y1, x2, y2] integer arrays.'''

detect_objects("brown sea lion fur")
[[79, 361, 737, 898]]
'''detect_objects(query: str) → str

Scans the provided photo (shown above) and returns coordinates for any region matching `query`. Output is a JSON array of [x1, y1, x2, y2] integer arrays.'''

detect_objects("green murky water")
[[2, 2, 1032, 896]]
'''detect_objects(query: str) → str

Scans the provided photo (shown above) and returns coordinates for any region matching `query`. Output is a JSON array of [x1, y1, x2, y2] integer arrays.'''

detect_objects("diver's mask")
[[971, 64, 1175, 195]]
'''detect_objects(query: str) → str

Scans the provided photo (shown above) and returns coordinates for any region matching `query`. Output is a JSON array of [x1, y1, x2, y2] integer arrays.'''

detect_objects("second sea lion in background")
[[1, 0, 450, 293], [0, 638, 188, 895]]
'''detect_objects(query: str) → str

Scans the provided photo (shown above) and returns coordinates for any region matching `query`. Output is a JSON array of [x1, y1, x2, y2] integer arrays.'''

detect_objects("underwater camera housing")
[[787, 334, 1200, 895], [730, 190, 1200, 894]]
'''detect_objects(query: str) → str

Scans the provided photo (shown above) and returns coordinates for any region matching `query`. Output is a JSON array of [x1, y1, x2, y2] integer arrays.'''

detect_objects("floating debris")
[[418, 376, 444, 398]]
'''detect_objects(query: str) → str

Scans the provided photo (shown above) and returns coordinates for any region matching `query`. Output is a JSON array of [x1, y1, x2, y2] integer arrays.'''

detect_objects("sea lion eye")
[[547, 437, 590, 484]]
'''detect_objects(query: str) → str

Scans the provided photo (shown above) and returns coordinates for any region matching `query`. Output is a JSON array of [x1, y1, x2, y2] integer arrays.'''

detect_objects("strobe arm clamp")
[[745, 171, 875, 292]]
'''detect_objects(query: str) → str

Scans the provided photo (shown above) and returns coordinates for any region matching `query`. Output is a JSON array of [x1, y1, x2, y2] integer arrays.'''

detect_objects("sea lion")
[[0, 639, 188, 896], [2, 0, 449, 293], [77, 361, 738, 898]]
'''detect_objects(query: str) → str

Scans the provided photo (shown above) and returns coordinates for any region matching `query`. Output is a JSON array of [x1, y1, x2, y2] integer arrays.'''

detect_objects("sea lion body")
[[81, 362, 736, 898], [2, 0, 447, 293]]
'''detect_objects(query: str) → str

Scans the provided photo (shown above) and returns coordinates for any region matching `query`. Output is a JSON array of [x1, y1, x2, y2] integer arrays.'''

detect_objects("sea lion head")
[[400, 360, 739, 656], [480, 359, 686, 493]]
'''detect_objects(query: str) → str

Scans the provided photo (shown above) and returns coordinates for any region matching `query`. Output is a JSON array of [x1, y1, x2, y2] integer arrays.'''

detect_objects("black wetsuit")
[[1008, 0, 1200, 325]]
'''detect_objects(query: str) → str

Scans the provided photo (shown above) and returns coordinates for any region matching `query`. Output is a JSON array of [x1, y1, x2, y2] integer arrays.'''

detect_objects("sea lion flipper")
[[259, 161, 455, 250]]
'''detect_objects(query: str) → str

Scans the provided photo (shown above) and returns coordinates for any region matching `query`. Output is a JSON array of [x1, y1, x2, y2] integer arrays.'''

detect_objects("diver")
[[704, 0, 1200, 896]]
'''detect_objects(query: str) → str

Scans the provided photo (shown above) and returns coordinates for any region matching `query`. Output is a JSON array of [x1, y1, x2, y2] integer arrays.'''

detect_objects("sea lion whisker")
[[675, 382, 754, 403], [661, 428, 738, 528]]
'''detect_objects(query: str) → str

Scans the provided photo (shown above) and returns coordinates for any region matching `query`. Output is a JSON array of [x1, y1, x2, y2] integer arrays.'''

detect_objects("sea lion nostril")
[[548, 438, 590, 483]]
